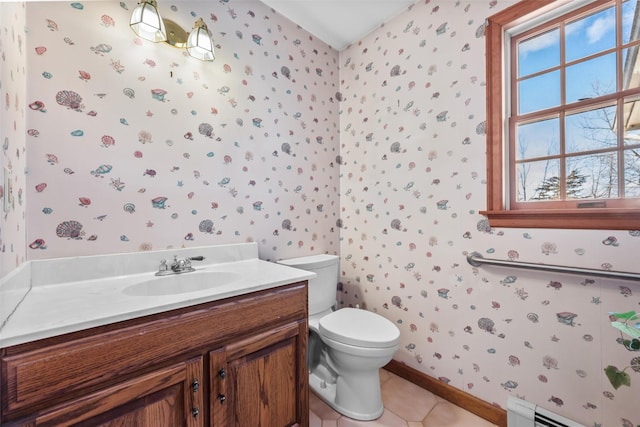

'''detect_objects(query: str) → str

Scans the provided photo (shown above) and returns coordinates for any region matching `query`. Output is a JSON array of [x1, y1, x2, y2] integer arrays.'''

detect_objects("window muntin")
[[510, 0, 640, 209], [483, 0, 640, 229]]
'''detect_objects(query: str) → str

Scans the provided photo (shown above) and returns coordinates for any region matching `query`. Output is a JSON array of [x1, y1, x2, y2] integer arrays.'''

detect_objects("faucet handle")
[[154, 259, 171, 276], [188, 256, 205, 261]]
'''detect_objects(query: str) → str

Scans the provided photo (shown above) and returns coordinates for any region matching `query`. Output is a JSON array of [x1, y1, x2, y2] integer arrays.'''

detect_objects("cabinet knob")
[[192, 407, 200, 418], [218, 368, 226, 378], [192, 379, 199, 392], [218, 393, 226, 404]]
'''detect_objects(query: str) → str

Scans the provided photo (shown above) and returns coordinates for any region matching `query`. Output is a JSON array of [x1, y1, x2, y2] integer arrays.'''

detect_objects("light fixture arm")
[[130, 2, 215, 62]]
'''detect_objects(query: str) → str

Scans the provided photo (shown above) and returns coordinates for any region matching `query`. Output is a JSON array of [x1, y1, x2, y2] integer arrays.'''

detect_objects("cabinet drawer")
[[1, 282, 306, 420]]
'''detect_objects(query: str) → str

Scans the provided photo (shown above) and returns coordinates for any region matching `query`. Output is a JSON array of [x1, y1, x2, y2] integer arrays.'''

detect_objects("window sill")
[[480, 209, 640, 230]]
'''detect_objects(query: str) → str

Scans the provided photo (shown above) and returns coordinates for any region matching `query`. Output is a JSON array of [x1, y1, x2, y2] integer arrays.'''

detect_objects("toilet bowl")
[[278, 255, 400, 421]]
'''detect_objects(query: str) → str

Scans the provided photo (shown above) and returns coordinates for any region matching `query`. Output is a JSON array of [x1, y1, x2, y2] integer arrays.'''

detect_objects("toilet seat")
[[319, 308, 400, 348]]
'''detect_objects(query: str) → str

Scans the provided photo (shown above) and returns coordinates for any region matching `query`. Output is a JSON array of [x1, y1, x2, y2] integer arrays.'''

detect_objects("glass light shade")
[[186, 18, 215, 61], [130, 0, 167, 43]]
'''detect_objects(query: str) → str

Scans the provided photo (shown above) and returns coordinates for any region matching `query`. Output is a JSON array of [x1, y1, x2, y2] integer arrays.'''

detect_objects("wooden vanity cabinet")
[[0, 282, 309, 427], [30, 356, 205, 427]]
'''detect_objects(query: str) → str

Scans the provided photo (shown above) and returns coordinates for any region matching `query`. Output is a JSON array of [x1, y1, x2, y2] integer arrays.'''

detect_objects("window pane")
[[622, 46, 640, 90], [566, 53, 616, 103], [624, 148, 640, 196], [565, 105, 617, 153], [516, 159, 560, 201], [516, 118, 560, 160], [623, 95, 640, 144], [518, 70, 560, 114], [518, 28, 560, 77], [566, 5, 616, 62], [622, 0, 640, 45], [567, 153, 618, 199]]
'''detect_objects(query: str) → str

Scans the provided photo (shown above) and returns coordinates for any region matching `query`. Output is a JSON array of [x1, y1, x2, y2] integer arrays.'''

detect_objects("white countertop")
[[0, 243, 315, 348]]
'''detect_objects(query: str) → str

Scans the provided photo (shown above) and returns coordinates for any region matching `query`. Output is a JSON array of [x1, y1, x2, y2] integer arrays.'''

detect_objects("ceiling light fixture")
[[130, 0, 215, 62]]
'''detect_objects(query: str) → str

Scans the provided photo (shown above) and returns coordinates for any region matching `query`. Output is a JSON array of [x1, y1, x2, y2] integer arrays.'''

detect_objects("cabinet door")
[[32, 357, 204, 427], [224, 321, 308, 427]]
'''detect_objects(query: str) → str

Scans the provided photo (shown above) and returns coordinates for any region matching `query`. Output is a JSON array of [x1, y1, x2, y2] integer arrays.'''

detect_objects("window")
[[484, 0, 640, 229]]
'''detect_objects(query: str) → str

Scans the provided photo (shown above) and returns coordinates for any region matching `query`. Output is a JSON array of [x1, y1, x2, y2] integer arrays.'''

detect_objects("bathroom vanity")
[[0, 243, 313, 426]]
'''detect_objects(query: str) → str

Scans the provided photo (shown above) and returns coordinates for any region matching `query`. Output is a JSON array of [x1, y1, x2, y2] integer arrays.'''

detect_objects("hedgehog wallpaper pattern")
[[1, 0, 640, 426]]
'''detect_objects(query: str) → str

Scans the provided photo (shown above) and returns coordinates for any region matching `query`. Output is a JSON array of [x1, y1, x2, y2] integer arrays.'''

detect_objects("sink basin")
[[123, 271, 241, 296]]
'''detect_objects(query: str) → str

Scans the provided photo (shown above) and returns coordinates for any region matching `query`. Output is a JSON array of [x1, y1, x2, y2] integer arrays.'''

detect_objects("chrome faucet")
[[155, 255, 205, 276]]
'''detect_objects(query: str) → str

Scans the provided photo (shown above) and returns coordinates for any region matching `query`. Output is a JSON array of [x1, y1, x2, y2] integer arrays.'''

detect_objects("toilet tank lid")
[[278, 254, 339, 269]]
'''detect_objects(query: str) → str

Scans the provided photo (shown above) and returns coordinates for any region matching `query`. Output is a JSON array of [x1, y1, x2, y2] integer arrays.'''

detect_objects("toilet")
[[278, 254, 400, 421]]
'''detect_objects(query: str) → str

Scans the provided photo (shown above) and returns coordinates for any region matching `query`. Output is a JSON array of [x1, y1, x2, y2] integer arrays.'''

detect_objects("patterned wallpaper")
[[337, 1, 640, 426], [1, 0, 640, 426], [19, 0, 340, 262], [0, 2, 28, 278]]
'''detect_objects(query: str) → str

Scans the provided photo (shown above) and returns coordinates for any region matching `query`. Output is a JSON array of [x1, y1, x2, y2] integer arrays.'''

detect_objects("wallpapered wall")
[[2, 0, 340, 270], [0, 2, 28, 277], [337, 1, 640, 426], [1, 0, 640, 425]]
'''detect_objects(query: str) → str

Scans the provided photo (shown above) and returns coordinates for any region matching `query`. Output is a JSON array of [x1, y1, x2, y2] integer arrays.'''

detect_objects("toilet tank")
[[278, 254, 339, 317]]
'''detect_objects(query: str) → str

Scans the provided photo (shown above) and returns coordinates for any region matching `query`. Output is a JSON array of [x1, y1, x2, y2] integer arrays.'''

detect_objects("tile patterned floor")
[[309, 369, 500, 427]]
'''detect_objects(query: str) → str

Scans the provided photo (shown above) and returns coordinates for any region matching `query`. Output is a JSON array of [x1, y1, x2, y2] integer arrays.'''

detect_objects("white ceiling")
[[27, 0, 414, 51], [259, 0, 416, 51]]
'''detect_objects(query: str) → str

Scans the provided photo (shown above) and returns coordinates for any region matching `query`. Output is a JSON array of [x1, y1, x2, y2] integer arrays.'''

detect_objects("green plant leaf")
[[623, 339, 640, 351], [611, 321, 640, 339], [604, 365, 632, 389], [610, 311, 637, 321]]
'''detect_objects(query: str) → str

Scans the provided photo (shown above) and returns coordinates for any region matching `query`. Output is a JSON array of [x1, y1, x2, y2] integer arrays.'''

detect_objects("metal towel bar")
[[466, 251, 640, 282]]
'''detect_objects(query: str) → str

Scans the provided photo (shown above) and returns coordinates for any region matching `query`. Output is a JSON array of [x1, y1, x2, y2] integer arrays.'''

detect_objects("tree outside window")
[[484, 0, 640, 229]]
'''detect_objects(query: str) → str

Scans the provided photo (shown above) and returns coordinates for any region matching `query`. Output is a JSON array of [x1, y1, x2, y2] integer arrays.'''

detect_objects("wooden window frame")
[[483, 0, 640, 230]]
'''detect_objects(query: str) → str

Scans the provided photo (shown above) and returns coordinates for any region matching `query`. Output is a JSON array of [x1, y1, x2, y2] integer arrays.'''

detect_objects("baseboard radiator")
[[507, 397, 586, 427]]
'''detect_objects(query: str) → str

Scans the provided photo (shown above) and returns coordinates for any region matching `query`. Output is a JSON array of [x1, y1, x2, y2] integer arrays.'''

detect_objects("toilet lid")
[[319, 308, 400, 348]]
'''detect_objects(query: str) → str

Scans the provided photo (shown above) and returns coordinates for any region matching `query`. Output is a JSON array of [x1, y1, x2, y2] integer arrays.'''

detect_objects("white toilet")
[[278, 254, 400, 421]]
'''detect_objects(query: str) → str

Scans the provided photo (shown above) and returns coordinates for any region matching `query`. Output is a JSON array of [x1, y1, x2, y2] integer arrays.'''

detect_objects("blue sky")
[[513, 1, 640, 200]]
